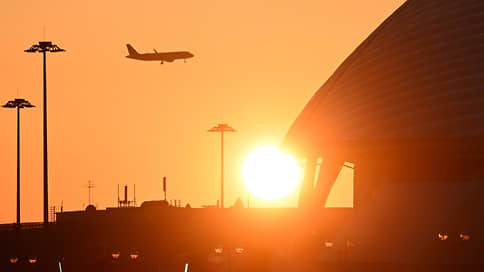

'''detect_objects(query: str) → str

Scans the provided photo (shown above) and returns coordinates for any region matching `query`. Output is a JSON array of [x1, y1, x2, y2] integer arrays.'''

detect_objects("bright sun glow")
[[242, 146, 301, 200]]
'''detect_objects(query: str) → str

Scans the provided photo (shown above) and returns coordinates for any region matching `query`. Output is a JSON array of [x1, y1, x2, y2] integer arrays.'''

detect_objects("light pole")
[[3, 98, 35, 225], [25, 41, 65, 223], [208, 123, 236, 208]]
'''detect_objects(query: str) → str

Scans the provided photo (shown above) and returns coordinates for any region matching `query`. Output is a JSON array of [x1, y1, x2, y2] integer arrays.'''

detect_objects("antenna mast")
[[87, 180, 95, 205], [163, 177, 167, 201], [134, 184, 137, 206], [117, 184, 120, 207]]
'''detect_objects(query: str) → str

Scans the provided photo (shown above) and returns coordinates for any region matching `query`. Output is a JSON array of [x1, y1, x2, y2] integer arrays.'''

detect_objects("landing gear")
[[160, 61, 164, 64]]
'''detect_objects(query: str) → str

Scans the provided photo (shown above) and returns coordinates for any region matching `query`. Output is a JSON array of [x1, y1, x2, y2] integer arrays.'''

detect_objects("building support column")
[[298, 157, 318, 207], [313, 158, 344, 207]]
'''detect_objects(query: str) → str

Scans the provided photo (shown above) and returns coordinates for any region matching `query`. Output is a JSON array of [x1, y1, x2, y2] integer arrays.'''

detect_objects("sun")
[[242, 146, 301, 200]]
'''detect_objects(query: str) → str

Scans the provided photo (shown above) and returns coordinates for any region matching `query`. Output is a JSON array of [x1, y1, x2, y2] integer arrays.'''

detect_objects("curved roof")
[[284, 0, 484, 157]]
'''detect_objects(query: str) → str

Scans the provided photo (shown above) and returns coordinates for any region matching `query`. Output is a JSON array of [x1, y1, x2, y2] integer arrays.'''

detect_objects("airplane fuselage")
[[125, 44, 193, 64], [126, 51, 194, 62]]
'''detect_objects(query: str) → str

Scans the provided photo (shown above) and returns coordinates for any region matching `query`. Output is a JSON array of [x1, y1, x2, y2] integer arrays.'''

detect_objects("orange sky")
[[0, 0, 405, 223]]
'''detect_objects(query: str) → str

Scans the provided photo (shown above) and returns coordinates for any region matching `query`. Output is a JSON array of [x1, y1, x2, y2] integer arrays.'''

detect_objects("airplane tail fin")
[[126, 44, 139, 56]]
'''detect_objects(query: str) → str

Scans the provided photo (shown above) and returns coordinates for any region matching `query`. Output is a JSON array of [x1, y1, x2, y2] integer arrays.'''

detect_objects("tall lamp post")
[[208, 123, 236, 208], [25, 41, 65, 223], [3, 99, 35, 225]]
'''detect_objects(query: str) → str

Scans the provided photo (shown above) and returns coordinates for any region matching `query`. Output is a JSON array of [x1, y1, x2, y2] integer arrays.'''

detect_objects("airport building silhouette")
[[283, 0, 483, 266], [0, 0, 482, 271]]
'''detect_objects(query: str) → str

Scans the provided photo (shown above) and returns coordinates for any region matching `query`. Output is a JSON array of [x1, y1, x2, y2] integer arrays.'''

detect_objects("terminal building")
[[283, 0, 483, 268]]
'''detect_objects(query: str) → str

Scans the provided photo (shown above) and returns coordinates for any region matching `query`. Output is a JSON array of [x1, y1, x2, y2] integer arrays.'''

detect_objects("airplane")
[[125, 44, 194, 64]]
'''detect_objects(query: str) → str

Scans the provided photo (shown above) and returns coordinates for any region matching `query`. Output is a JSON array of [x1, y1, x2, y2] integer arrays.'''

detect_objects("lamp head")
[[3, 98, 35, 109], [208, 123, 237, 132], [25, 41, 65, 53]]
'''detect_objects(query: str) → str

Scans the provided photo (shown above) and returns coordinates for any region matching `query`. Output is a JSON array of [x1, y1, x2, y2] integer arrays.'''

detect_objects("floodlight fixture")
[[25, 41, 65, 53], [3, 98, 35, 109], [208, 123, 237, 133]]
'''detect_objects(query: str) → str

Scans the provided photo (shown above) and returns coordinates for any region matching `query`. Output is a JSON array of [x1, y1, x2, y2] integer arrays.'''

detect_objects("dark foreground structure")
[[0, 206, 352, 272], [1, 0, 483, 271], [0, 202, 480, 272]]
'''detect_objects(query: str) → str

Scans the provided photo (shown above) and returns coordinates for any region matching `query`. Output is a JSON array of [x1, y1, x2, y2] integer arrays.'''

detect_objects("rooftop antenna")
[[133, 184, 136, 207], [87, 180, 95, 205], [163, 177, 167, 201], [117, 184, 120, 207], [124, 185, 128, 206]]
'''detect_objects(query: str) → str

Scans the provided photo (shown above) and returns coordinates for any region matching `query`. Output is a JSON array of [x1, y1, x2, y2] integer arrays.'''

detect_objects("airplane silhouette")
[[125, 44, 194, 64]]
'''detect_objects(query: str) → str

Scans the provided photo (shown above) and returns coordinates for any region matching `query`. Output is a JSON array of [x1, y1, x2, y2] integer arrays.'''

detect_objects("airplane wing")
[[153, 48, 158, 54]]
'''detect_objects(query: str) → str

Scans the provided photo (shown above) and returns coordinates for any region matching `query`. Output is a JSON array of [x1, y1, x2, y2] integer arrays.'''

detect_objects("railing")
[[0, 222, 54, 231]]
